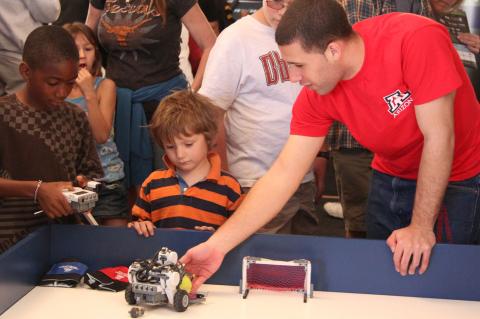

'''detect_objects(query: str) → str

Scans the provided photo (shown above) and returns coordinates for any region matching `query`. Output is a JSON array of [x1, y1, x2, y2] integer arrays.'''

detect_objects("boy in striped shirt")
[[128, 90, 244, 237]]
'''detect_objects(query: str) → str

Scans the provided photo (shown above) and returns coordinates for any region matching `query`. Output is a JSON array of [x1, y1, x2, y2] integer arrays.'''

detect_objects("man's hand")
[[179, 242, 225, 294], [36, 181, 74, 219], [128, 220, 156, 237], [386, 225, 436, 276]]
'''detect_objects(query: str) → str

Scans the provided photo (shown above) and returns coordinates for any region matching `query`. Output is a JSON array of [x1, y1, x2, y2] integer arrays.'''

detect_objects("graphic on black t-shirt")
[[98, 0, 195, 89], [100, 1, 163, 61], [101, 14, 159, 60]]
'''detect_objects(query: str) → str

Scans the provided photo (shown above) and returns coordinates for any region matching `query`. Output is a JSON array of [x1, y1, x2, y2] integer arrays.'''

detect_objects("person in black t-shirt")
[[85, 1, 216, 187]]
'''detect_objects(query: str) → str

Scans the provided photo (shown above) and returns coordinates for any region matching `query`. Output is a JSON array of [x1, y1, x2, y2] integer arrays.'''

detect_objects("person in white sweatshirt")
[[198, 1, 319, 235], [0, 0, 60, 95]]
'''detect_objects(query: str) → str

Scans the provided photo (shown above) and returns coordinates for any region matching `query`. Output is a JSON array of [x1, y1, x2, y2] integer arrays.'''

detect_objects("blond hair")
[[151, 89, 220, 149]]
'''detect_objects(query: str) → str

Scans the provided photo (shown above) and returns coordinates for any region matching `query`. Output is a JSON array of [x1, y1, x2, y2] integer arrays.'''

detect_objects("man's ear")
[[18, 62, 30, 81], [325, 41, 342, 62]]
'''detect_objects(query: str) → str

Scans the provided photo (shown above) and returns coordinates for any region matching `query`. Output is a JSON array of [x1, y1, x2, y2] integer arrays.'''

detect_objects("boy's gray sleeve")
[[23, 0, 61, 23]]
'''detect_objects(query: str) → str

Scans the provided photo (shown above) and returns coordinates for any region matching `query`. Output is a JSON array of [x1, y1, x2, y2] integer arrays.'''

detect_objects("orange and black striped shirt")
[[132, 153, 243, 229]]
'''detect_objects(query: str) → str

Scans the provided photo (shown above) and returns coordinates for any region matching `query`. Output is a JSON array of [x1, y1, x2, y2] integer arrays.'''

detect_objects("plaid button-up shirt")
[[327, 0, 432, 150]]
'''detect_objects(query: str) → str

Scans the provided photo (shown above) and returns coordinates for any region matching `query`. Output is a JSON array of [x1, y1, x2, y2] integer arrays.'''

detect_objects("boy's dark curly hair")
[[23, 25, 79, 70]]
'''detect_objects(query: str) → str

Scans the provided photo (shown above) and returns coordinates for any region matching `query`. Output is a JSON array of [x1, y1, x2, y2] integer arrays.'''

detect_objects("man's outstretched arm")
[[181, 134, 324, 292]]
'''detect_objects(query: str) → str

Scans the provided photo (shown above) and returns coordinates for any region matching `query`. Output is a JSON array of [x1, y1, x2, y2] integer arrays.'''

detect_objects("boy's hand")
[[75, 68, 96, 97], [36, 182, 74, 219], [75, 175, 89, 188], [194, 226, 216, 232], [128, 220, 156, 237]]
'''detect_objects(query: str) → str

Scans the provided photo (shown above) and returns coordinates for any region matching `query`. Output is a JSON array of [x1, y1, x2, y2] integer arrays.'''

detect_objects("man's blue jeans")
[[366, 170, 480, 244]]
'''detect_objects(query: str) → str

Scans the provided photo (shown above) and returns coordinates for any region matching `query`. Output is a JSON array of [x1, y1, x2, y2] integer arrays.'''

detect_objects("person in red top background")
[[179, 0, 480, 293]]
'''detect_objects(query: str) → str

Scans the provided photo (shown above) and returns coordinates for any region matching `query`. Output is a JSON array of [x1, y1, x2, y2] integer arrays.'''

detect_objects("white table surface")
[[2, 284, 479, 319]]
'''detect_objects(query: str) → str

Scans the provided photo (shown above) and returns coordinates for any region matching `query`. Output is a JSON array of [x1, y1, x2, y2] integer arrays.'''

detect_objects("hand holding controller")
[[62, 181, 101, 225], [62, 187, 98, 213]]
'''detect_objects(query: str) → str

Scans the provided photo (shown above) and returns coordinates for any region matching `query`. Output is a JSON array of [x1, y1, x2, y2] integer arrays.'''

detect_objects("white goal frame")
[[239, 256, 313, 302]]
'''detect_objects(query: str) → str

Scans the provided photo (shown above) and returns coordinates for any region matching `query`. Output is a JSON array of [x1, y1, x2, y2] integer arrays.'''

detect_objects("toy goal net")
[[240, 256, 313, 302]]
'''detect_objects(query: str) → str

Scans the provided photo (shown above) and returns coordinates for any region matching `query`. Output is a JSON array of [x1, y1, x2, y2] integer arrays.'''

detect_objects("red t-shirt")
[[290, 13, 480, 181]]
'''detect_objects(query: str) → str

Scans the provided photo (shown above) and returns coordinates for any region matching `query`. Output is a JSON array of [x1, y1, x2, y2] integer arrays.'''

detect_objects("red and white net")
[[246, 263, 306, 291], [241, 257, 312, 298]]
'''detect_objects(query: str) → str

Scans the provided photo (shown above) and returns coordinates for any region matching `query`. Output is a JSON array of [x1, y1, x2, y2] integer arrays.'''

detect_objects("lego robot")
[[125, 247, 204, 312], [62, 181, 100, 225]]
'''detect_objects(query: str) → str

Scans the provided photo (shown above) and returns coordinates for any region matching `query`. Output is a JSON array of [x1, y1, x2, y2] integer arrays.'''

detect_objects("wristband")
[[33, 180, 43, 203]]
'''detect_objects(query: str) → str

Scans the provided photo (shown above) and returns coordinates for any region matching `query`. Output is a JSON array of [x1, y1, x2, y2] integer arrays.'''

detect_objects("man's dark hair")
[[23, 25, 79, 70], [276, 0, 354, 52]]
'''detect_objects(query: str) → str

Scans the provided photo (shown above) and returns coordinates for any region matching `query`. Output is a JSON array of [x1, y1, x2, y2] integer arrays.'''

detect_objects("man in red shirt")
[[180, 0, 480, 292]]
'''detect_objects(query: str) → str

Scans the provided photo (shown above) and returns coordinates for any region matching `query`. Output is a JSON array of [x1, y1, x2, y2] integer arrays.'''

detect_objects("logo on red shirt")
[[383, 90, 413, 118]]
